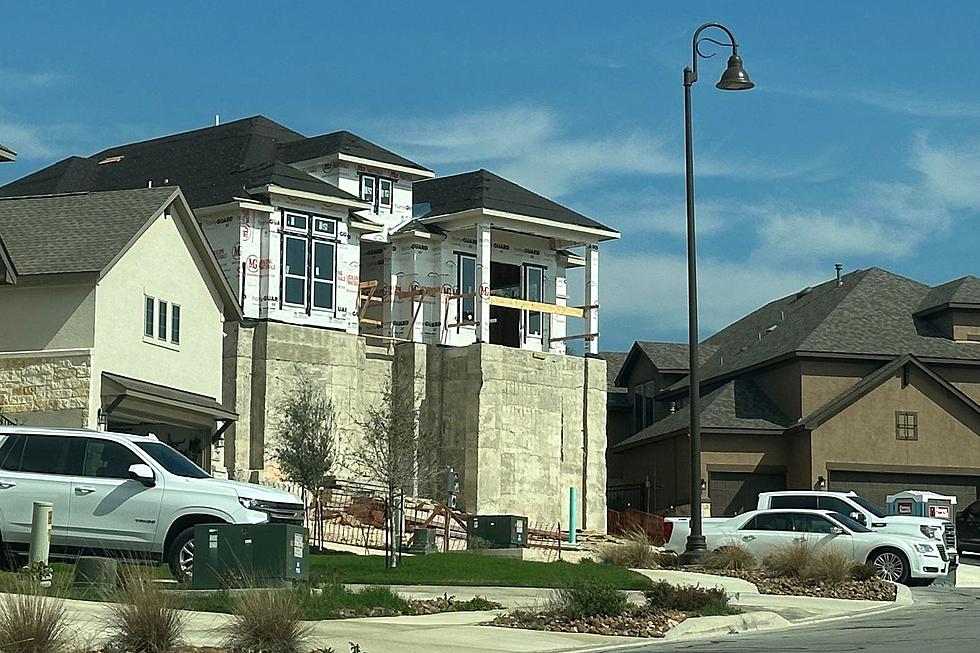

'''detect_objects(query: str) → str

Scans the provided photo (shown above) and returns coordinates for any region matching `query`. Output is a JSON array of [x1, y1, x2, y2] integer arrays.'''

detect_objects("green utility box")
[[191, 523, 309, 589], [467, 515, 527, 548]]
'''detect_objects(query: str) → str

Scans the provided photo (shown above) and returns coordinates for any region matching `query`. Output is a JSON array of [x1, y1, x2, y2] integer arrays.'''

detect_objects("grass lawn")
[[308, 551, 655, 589]]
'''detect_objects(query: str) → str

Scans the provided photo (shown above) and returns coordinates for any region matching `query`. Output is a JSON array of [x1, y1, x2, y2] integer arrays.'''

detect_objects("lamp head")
[[716, 53, 754, 90]]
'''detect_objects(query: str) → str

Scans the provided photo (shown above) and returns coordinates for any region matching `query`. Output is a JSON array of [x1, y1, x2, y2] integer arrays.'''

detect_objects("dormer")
[[916, 276, 980, 342]]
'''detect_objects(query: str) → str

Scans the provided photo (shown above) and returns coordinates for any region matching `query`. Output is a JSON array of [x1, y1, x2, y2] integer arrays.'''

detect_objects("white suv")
[[0, 426, 304, 581]]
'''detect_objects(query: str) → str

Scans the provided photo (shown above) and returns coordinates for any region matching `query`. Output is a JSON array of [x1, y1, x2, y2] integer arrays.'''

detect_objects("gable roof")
[[0, 116, 394, 209], [797, 354, 980, 431], [0, 143, 15, 162], [614, 340, 719, 387], [0, 187, 241, 318], [278, 130, 431, 173], [413, 169, 618, 237], [661, 267, 980, 396], [613, 378, 792, 451], [916, 275, 980, 315]]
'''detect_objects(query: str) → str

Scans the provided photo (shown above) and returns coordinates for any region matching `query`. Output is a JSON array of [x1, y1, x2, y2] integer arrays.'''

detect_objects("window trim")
[[360, 174, 377, 206], [896, 410, 918, 441], [456, 252, 476, 332], [171, 304, 181, 345], [523, 264, 545, 339], [282, 234, 309, 308], [144, 295, 155, 338], [378, 177, 394, 212], [311, 240, 336, 311], [157, 300, 168, 341], [283, 211, 310, 233]]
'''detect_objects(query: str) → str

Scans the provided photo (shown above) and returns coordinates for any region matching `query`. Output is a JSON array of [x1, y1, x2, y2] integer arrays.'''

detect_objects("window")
[[457, 254, 476, 325], [312, 241, 335, 309], [83, 439, 143, 479], [284, 212, 309, 231], [742, 513, 795, 531], [769, 495, 818, 509], [171, 305, 181, 345], [0, 434, 25, 471], [360, 175, 376, 204], [283, 236, 308, 306], [158, 301, 168, 341], [817, 496, 855, 515], [378, 178, 393, 210], [144, 296, 155, 337], [896, 411, 918, 440], [799, 514, 836, 534], [313, 217, 336, 236], [135, 441, 209, 479], [830, 512, 871, 533], [19, 435, 84, 475], [524, 265, 544, 337]]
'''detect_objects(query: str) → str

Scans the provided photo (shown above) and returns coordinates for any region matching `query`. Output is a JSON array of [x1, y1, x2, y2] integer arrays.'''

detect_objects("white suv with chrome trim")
[[0, 426, 304, 581]]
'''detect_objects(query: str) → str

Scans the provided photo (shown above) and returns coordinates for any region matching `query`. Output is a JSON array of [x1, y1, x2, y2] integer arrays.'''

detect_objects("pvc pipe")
[[569, 487, 577, 545], [29, 502, 52, 565]]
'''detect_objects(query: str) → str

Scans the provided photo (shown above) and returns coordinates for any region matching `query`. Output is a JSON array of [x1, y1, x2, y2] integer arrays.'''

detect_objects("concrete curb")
[[663, 611, 791, 640]]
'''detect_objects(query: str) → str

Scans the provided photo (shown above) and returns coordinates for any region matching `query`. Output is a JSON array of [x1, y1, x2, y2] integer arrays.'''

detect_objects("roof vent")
[[835, 263, 843, 287], [766, 324, 778, 333], [98, 155, 124, 165], [795, 286, 813, 299]]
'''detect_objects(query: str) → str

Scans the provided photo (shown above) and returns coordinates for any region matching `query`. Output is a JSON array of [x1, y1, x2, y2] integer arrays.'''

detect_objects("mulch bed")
[[491, 607, 686, 638], [690, 567, 897, 601]]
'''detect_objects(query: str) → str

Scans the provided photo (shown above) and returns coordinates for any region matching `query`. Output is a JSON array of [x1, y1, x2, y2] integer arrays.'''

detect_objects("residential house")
[[0, 188, 240, 469], [0, 144, 14, 163], [610, 267, 980, 516], [0, 117, 617, 530]]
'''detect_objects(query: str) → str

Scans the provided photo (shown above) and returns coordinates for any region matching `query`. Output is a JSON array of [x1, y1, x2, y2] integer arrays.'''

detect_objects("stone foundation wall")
[[224, 322, 607, 531], [0, 351, 92, 427]]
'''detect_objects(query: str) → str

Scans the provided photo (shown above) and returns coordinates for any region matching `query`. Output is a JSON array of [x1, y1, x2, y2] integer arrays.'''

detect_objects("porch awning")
[[101, 372, 237, 428]]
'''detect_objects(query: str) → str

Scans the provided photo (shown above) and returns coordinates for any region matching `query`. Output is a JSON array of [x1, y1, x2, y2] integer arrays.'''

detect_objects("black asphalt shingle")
[[595, 352, 628, 392], [0, 187, 177, 275], [0, 116, 404, 208], [413, 169, 617, 235], [663, 267, 980, 395], [614, 378, 792, 450], [917, 276, 980, 313], [278, 131, 431, 172]]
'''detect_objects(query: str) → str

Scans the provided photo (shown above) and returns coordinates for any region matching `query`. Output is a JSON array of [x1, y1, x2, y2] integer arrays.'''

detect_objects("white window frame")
[[279, 210, 341, 313], [157, 300, 168, 341], [523, 264, 545, 339], [311, 240, 336, 311], [284, 212, 309, 232], [360, 175, 376, 205], [456, 253, 476, 331], [378, 178, 393, 211], [171, 304, 181, 345], [282, 234, 309, 308], [144, 295, 155, 338]]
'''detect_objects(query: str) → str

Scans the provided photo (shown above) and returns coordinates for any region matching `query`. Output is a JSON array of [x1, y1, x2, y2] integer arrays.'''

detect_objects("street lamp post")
[[677, 22, 754, 566]]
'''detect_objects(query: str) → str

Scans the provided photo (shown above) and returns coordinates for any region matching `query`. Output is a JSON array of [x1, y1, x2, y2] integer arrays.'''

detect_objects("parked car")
[[0, 426, 304, 581], [756, 491, 956, 566], [664, 508, 950, 584], [956, 500, 980, 555]]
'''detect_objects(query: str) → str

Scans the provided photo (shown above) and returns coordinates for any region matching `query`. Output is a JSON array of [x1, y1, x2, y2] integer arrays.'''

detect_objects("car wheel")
[[167, 528, 196, 583], [869, 548, 911, 584]]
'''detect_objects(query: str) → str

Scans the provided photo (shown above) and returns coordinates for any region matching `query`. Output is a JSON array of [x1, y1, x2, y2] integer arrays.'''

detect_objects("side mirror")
[[849, 511, 866, 525], [128, 463, 156, 487], [830, 526, 845, 535]]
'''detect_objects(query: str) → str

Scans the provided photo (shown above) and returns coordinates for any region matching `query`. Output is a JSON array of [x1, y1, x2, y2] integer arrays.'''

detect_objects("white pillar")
[[585, 243, 599, 354], [476, 221, 491, 343]]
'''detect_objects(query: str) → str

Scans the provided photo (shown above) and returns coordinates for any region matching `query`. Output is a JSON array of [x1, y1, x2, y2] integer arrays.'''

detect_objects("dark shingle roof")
[[278, 130, 431, 172], [663, 268, 980, 395], [636, 341, 719, 372], [0, 116, 398, 208], [0, 187, 177, 275], [614, 378, 792, 450], [916, 276, 980, 314], [595, 352, 628, 392], [413, 169, 617, 235]]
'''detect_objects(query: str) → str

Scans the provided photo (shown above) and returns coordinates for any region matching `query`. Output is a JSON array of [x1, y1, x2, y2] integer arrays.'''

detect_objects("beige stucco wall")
[[226, 322, 608, 531], [90, 208, 226, 428], [936, 363, 980, 404], [754, 360, 803, 421], [0, 351, 91, 426], [0, 281, 96, 351], [801, 359, 880, 417], [811, 365, 980, 481]]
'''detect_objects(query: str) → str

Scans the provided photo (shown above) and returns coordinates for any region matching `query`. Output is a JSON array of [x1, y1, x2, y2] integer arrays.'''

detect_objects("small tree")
[[273, 371, 337, 549], [351, 375, 439, 568]]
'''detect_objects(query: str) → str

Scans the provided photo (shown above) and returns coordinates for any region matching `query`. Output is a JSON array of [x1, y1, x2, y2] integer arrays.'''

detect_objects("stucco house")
[[0, 117, 617, 530], [0, 187, 240, 469], [610, 267, 980, 516]]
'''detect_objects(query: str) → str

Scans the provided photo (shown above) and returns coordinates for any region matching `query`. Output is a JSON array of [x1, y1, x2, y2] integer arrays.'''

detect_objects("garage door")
[[709, 471, 786, 517], [828, 470, 980, 512]]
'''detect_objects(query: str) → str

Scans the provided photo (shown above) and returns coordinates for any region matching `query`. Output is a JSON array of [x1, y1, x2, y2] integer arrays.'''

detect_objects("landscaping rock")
[[696, 568, 897, 601], [491, 607, 686, 638]]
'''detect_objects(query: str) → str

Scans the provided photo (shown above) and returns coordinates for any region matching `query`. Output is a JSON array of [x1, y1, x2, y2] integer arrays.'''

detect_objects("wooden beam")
[[359, 280, 379, 289], [548, 332, 599, 342], [362, 333, 413, 343], [488, 295, 584, 318], [359, 318, 382, 326]]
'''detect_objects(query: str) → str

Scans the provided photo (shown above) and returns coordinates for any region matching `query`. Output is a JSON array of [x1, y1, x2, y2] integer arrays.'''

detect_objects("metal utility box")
[[409, 528, 438, 555], [192, 523, 309, 590], [467, 514, 527, 548], [886, 490, 957, 521]]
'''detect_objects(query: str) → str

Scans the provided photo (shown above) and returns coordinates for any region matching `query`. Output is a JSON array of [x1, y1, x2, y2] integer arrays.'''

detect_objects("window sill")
[[143, 336, 180, 352]]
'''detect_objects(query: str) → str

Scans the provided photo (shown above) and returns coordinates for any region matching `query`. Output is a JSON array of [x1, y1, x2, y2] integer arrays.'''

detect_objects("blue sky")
[[3, 2, 980, 352]]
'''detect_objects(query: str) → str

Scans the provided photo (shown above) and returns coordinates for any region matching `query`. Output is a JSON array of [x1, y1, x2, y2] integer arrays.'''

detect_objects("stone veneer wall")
[[222, 322, 607, 531], [0, 351, 92, 427]]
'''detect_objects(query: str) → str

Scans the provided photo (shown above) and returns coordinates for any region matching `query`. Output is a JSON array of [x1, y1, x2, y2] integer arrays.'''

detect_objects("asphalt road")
[[633, 556, 980, 653]]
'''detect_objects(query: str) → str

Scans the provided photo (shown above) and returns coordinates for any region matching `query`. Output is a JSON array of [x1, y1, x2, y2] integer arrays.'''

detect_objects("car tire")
[[167, 528, 196, 584], [868, 548, 911, 585]]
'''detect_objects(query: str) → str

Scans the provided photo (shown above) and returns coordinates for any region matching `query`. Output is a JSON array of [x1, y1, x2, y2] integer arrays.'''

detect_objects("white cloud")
[[0, 119, 60, 159], [0, 67, 63, 91], [909, 131, 980, 209], [771, 86, 980, 120]]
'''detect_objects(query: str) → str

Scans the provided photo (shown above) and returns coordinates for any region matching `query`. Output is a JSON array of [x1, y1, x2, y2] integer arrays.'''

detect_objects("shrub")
[[851, 563, 877, 582], [802, 549, 856, 584], [704, 545, 757, 571], [551, 580, 629, 619], [467, 536, 496, 550], [645, 580, 736, 615], [763, 541, 815, 578], [104, 574, 184, 653], [0, 590, 72, 653], [597, 529, 658, 568], [220, 589, 313, 653]]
